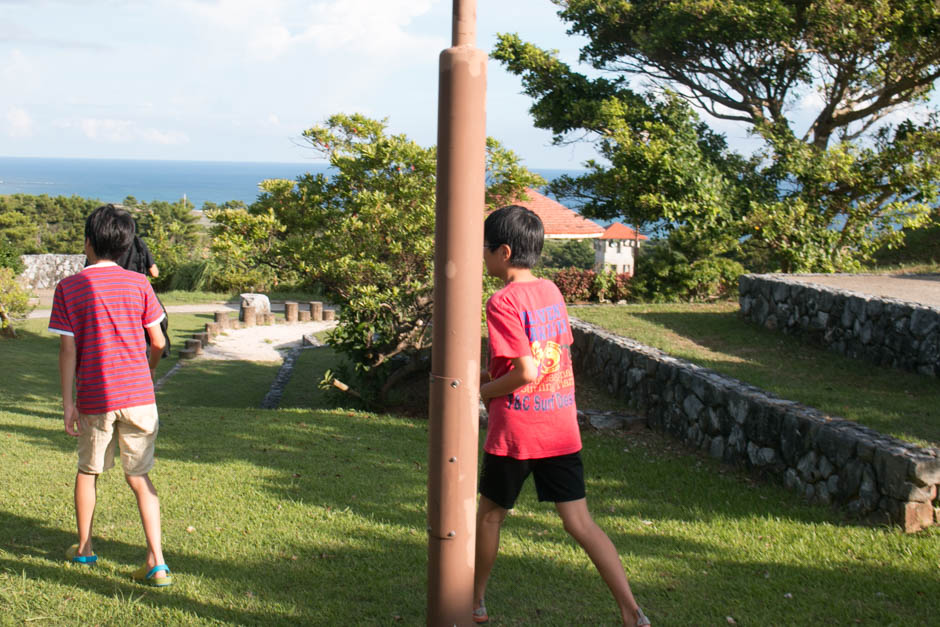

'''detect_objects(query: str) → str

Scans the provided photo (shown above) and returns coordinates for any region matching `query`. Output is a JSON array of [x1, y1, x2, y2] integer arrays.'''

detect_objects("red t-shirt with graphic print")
[[48, 262, 165, 414], [485, 278, 581, 459]]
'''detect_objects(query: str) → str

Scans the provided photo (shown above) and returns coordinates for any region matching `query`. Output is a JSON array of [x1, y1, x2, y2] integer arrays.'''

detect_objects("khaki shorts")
[[77, 404, 159, 476]]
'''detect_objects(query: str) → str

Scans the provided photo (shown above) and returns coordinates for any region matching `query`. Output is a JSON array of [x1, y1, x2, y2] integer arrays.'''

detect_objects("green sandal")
[[132, 564, 173, 587], [65, 544, 97, 565]]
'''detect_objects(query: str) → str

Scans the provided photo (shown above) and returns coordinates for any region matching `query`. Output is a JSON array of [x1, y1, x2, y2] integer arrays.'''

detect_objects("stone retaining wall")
[[569, 318, 940, 532], [19, 254, 86, 290], [739, 273, 940, 377]]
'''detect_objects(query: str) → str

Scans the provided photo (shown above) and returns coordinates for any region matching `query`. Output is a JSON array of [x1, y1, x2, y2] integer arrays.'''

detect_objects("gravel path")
[[200, 320, 335, 362]]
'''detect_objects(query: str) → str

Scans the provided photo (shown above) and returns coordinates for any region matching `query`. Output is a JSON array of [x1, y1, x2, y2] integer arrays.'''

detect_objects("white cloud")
[[1, 49, 33, 85], [176, 0, 443, 61], [79, 118, 189, 145], [5, 106, 33, 137], [300, 0, 442, 55]]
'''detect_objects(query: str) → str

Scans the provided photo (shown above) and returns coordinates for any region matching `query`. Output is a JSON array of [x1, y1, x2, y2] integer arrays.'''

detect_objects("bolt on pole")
[[427, 1, 487, 625]]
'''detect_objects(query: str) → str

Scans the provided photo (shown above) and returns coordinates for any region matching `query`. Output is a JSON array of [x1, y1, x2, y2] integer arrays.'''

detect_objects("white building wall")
[[593, 239, 638, 275]]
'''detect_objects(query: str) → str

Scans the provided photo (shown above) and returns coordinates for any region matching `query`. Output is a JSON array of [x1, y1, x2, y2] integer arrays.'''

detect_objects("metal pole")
[[427, 1, 486, 625]]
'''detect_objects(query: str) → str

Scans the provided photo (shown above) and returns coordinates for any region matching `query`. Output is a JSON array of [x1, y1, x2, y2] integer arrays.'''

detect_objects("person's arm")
[[59, 335, 80, 436], [480, 355, 538, 401], [147, 264, 159, 278], [146, 322, 165, 377]]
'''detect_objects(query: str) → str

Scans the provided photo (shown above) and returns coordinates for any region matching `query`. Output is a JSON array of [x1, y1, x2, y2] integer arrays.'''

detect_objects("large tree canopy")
[[209, 113, 544, 404], [494, 0, 940, 280], [562, 0, 940, 148]]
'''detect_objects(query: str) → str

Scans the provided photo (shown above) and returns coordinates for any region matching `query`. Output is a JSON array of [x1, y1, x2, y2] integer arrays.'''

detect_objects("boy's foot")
[[472, 600, 488, 624], [65, 544, 97, 565], [631, 607, 651, 627], [131, 564, 173, 587]]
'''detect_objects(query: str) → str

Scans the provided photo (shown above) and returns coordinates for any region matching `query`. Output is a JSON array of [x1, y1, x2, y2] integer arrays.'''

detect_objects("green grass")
[[278, 346, 348, 410], [2, 318, 938, 625], [571, 302, 940, 448], [156, 290, 233, 305], [863, 262, 940, 275], [157, 290, 328, 306]]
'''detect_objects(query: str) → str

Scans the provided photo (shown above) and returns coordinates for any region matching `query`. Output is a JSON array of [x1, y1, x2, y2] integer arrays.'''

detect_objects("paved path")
[[28, 300, 329, 319], [786, 274, 940, 309]]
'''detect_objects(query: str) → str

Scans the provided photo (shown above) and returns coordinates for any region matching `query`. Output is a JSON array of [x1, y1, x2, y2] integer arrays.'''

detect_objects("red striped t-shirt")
[[49, 262, 165, 414]]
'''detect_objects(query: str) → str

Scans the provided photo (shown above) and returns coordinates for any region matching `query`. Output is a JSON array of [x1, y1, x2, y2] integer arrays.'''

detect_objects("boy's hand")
[[480, 355, 538, 402], [63, 405, 81, 437]]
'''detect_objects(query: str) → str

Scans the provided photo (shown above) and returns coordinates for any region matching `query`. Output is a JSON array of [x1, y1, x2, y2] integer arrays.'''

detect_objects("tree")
[[540, 238, 595, 270], [209, 113, 545, 404], [494, 1, 940, 276], [0, 194, 97, 254], [122, 197, 208, 291]]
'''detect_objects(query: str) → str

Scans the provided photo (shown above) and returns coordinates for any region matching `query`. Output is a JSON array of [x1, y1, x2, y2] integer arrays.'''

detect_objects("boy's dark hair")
[[85, 204, 136, 261], [484, 204, 544, 269]]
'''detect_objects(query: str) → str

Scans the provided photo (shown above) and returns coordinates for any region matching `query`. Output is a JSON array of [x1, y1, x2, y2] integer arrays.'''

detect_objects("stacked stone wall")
[[739, 273, 940, 377], [570, 318, 939, 532], [19, 254, 86, 290]]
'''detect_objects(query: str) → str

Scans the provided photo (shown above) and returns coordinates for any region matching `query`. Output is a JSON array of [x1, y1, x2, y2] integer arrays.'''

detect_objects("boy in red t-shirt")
[[474, 205, 649, 626], [49, 204, 172, 587]]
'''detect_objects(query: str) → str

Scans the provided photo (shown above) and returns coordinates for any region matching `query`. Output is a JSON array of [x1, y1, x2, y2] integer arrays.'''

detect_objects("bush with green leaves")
[[592, 270, 631, 303], [631, 241, 745, 303], [872, 210, 940, 267], [0, 267, 32, 338], [0, 237, 24, 275], [208, 113, 545, 404]]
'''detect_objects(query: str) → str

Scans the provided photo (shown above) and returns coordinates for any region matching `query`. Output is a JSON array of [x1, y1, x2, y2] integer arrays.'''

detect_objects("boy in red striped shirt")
[[49, 204, 172, 586]]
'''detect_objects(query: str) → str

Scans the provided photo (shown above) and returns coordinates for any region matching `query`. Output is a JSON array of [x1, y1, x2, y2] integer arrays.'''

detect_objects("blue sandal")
[[131, 564, 173, 587], [65, 544, 97, 565]]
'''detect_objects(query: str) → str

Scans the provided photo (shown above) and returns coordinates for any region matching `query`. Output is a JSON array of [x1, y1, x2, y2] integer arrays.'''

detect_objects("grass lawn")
[[572, 302, 940, 448], [1, 319, 938, 625], [863, 262, 940, 274], [157, 290, 328, 307]]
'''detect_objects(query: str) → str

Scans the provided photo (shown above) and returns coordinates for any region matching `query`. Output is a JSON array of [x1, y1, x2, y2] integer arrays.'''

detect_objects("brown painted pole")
[[427, 1, 486, 625]]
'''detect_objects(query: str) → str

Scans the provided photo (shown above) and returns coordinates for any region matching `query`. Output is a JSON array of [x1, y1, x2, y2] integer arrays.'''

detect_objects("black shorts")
[[478, 451, 586, 510]]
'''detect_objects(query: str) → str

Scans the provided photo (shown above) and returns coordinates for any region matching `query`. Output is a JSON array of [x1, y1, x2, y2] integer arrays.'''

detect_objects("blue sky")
[[2, 1, 936, 169]]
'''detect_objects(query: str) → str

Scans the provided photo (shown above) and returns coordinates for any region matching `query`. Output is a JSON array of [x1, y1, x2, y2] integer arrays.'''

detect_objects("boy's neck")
[[502, 267, 537, 285], [83, 242, 114, 266], [84, 241, 100, 265]]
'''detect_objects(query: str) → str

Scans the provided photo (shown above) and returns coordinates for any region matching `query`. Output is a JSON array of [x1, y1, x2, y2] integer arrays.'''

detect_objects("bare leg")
[[74, 471, 98, 556], [473, 496, 509, 611], [125, 473, 166, 579], [555, 498, 645, 627]]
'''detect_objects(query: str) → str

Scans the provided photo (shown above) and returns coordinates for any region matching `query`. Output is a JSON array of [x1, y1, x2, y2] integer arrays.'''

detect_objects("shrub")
[[593, 270, 631, 302], [632, 241, 744, 302], [872, 212, 940, 267], [0, 238, 25, 275], [552, 268, 596, 302], [0, 267, 33, 338]]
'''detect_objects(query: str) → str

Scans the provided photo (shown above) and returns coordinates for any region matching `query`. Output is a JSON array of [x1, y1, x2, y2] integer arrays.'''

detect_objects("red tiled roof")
[[505, 188, 604, 238], [600, 222, 648, 241]]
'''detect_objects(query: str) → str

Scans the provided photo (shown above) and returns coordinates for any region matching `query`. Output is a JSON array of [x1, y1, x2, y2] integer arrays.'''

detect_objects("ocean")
[[0, 156, 579, 209]]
